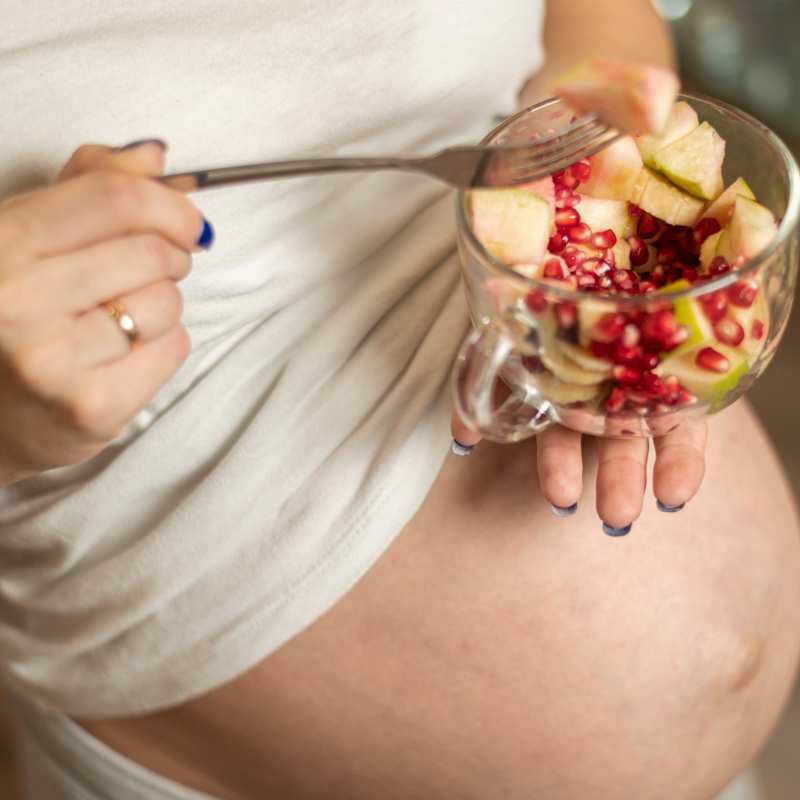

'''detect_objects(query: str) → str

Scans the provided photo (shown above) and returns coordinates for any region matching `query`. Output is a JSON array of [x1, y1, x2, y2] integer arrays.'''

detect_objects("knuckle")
[[138, 233, 173, 277], [94, 170, 147, 220], [155, 279, 184, 321]]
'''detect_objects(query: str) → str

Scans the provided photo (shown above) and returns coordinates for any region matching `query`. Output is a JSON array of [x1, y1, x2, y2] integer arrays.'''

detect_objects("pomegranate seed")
[[682, 267, 699, 283], [641, 309, 678, 344], [583, 257, 611, 276], [612, 342, 643, 368], [622, 324, 640, 347], [522, 356, 544, 373], [591, 229, 617, 249], [611, 269, 628, 286], [552, 170, 565, 184], [593, 312, 627, 343], [590, 340, 614, 360], [561, 170, 579, 189], [548, 232, 568, 253], [728, 279, 758, 308], [661, 326, 689, 351], [627, 237, 649, 267], [714, 318, 745, 347], [571, 159, 592, 182], [638, 281, 656, 293], [613, 365, 643, 385], [562, 247, 586, 269], [650, 266, 666, 286], [640, 351, 660, 370], [555, 207, 580, 227], [637, 212, 659, 239], [675, 388, 697, 406], [700, 291, 728, 322], [555, 191, 580, 209], [693, 217, 722, 247], [657, 241, 679, 264], [628, 204, 643, 218], [524, 290, 548, 313], [641, 371, 666, 398], [567, 223, 592, 243], [604, 249, 616, 267], [555, 301, 577, 328], [696, 346, 730, 373], [576, 273, 596, 288], [605, 387, 626, 413], [752, 319, 765, 340], [543, 258, 565, 279], [708, 256, 730, 276], [598, 276, 612, 289]]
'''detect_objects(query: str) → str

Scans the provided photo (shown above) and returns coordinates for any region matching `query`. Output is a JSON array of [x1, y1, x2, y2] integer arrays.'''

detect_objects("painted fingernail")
[[196, 217, 215, 249], [451, 439, 474, 456], [551, 502, 578, 518], [113, 138, 168, 152], [657, 500, 685, 513], [602, 522, 632, 537]]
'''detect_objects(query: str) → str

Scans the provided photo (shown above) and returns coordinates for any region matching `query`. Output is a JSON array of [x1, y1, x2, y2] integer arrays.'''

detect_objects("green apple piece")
[[577, 300, 610, 347], [699, 231, 722, 270], [659, 279, 714, 355], [728, 291, 769, 360], [469, 188, 554, 265], [557, 340, 613, 375], [716, 196, 777, 263], [628, 167, 705, 226], [702, 177, 755, 225], [575, 194, 634, 239], [531, 371, 603, 405], [636, 101, 699, 166], [579, 137, 644, 201], [651, 122, 725, 200], [655, 344, 748, 406]]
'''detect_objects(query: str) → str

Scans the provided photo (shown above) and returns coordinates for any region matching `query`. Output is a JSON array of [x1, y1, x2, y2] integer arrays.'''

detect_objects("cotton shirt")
[[0, 0, 544, 716]]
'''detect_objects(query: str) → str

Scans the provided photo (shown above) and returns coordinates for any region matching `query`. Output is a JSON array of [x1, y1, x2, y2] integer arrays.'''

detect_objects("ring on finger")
[[104, 300, 139, 343]]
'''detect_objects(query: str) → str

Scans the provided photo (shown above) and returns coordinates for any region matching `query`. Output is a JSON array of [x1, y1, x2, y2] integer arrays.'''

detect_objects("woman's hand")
[[451, 413, 707, 535], [0, 141, 212, 486]]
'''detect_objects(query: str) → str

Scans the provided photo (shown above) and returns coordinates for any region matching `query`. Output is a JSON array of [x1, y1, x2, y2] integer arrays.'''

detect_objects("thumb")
[[57, 139, 168, 182]]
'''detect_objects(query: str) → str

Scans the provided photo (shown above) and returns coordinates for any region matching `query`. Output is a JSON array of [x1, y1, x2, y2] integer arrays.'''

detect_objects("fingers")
[[450, 409, 481, 455], [536, 425, 583, 514], [652, 420, 707, 511], [596, 437, 649, 534], [57, 140, 168, 182], [72, 280, 184, 368]]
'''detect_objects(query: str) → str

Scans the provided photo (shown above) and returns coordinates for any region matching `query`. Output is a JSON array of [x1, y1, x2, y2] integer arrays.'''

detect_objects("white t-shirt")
[[0, 0, 544, 715]]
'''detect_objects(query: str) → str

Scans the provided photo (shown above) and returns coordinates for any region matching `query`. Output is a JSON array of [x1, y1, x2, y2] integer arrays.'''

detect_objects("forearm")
[[520, 0, 676, 108]]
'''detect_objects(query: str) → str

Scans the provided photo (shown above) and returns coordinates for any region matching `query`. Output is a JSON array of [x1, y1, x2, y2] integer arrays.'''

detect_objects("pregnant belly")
[[79, 401, 800, 800]]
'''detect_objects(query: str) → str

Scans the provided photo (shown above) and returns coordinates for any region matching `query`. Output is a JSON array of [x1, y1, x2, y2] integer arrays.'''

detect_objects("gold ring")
[[104, 301, 139, 343]]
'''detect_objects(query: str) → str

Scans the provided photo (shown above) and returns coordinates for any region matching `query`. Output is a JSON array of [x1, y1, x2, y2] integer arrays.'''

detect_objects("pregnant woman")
[[1, 2, 798, 798]]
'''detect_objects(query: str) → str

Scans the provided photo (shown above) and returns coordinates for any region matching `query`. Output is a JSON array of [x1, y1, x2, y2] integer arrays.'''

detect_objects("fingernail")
[[451, 439, 474, 457], [602, 522, 632, 537], [550, 502, 578, 518], [196, 217, 215, 249], [113, 138, 168, 152], [657, 500, 685, 513]]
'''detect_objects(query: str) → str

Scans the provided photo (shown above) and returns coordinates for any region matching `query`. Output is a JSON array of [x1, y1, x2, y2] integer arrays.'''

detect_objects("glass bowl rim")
[[455, 91, 800, 306]]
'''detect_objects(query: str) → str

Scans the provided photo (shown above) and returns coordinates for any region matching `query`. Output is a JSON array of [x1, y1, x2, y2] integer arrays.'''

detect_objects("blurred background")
[[0, 1, 798, 798]]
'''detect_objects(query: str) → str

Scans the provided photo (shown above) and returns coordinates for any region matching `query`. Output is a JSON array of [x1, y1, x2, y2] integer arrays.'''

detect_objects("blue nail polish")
[[657, 500, 685, 513], [114, 138, 168, 152], [551, 502, 578, 518], [451, 439, 474, 457], [196, 218, 214, 249], [602, 522, 632, 537]]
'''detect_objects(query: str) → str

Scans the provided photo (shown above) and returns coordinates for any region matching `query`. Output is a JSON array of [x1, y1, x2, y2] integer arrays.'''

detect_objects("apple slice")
[[655, 344, 747, 406], [635, 101, 699, 166], [554, 59, 679, 133], [659, 279, 714, 354], [578, 137, 644, 201], [531, 371, 603, 405], [628, 167, 705, 227], [651, 122, 725, 200], [557, 340, 613, 375], [716, 196, 777, 263], [576, 194, 635, 239], [702, 177, 755, 225], [469, 188, 554, 264], [699, 231, 722, 270]]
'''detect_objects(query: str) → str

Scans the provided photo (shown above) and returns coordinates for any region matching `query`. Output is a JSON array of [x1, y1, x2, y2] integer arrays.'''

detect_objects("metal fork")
[[161, 114, 620, 193]]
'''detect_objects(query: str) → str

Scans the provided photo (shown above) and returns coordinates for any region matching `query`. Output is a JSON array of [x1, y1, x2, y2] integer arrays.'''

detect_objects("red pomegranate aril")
[[543, 258, 565, 279], [682, 267, 699, 283], [576, 273, 596, 288], [693, 217, 722, 247], [612, 342, 643, 368], [567, 223, 592, 243], [590, 340, 614, 360], [562, 247, 586, 269], [604, 248, 616, 267], [598, 276, 612, 289], [628, 237, 649, 267], [714, 318, 745, 346], [583, 257, 611, 276], [752, 319, 765, 340], [638, 281, 656, 293], [650, 266, 666, 286], [661, 326, 689, 351], [591, 229, 617, 249], [561, 170, 579, 189], [555, 207, 580, 227], [524, 290, 548, 313], [613, 365, 642, 385], [696, 346, 730, 373], [700, 291, 728, 322], [657, 241, 679, 264], [571, 159, 592, 182], [548, 232, 568, 253], [611, 269, 629, 286], [637, 212, 659, 239], [622, 323, 640, 347], [641, 371, 666, 398], [593, 312, 627, 343], [708, 256, 730, 276], [555, 301, 577, 328], [555, 191, 580, 209], [640, 351, 660, 371], [628, 203, 642, 217], [728, 279, 758, 308], [676, 388, 697, 406], [605, 387, 626, 413], [641, 309, 678, 343]]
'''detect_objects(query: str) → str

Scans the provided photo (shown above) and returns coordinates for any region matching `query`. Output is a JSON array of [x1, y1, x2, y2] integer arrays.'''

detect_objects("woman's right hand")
[[0, 140, 212, 486]]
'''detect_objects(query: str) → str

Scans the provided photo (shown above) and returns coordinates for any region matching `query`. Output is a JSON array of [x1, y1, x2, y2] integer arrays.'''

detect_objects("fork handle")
[[160, 156, 414, 192]]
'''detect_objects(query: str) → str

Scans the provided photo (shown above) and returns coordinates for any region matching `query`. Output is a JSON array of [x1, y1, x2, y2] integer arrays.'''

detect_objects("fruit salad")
[[467, 63, 778, 426]]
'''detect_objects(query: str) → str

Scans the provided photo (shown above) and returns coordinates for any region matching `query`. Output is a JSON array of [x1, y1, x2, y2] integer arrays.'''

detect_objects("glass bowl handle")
[[451, 320, 554, 443]]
